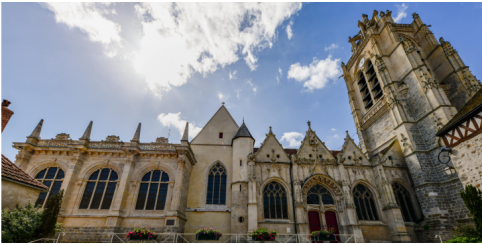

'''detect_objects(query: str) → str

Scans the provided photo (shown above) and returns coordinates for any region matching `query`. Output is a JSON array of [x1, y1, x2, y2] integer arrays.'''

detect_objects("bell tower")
[[342, 10, 480, 242]]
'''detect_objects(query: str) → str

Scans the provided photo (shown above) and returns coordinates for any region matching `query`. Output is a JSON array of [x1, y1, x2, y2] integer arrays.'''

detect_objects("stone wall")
[[363, 112, 395, 151], [451, 133, 482, 189], [1, 179, 42, 210], [359, 224, 390, 242]]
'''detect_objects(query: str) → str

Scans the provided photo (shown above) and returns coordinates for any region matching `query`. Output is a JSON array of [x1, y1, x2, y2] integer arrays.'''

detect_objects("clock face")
[[358, 58, 365, 69]]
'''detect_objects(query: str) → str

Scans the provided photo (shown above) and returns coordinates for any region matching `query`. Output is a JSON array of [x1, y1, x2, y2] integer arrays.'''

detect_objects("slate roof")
[[437, 88, 482, 136], [233, 122, 254, 140], [1, 154, 48, 190]]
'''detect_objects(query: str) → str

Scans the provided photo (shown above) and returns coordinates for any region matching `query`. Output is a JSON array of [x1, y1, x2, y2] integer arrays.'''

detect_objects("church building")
[[10, 10, 481, 243]]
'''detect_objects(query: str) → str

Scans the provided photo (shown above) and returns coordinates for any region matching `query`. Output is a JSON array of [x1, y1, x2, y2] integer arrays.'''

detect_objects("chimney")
[[2, 100, 14, 133]]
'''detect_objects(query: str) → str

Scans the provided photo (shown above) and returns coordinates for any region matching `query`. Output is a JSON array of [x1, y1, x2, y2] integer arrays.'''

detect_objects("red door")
[[308, 211, 321, 233], [325, 211, 340, 242]]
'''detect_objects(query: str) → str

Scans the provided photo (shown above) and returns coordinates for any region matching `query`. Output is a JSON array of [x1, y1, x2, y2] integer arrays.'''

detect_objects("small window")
[[267, 154, 270, 158], [319, 155, 322, 159], [219, 132, 223, 138], [309, 154, 312, 158], [240, 160, 242, 166], [276, 155, 280, 159], [238, 217, 245, 223], [240, 185, 242, 191]]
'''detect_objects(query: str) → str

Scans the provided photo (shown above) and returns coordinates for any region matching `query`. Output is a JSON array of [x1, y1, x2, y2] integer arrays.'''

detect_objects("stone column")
[[60, 153, 85, 215], [247, 161, 257, 232], [377, 167, 411, 242], [170, 156, 186, 211], [110, 160, 136, 214], [337, 164, 364, 242], [165, 182, 175, 211], [15, 149, 34, 171]]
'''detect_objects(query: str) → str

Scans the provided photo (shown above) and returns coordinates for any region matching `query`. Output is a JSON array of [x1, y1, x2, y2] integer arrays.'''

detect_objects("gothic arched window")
[[206, 162, 227, 205], [392, 182, 417, 222], [34, 167, 64, 208], [135, 170, 170, 210], [353, 184, 379, 221], [263, 182, 288, 219], [307, 185, 334, 205], [79, 168, 118, 209]]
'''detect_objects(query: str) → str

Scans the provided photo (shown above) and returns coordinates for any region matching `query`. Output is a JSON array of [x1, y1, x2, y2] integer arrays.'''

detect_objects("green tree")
[[37, 189, 64, 238], [1, 202, 43, 243], [460, 185, 482, 234]]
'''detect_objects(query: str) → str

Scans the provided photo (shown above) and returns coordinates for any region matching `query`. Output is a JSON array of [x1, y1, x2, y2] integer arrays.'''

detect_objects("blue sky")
[[2, 2, 482, 160]]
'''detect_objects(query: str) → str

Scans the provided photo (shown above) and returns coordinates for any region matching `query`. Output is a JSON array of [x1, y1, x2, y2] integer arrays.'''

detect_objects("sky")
[[2, 2, 482, 161]]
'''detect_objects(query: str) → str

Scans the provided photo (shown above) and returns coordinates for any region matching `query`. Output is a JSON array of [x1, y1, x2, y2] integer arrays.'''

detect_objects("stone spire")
[[131, 123, 141, 142], [28, 119, 43, 139], [79, 121, 93, 141], [181, 122, 189, 141]]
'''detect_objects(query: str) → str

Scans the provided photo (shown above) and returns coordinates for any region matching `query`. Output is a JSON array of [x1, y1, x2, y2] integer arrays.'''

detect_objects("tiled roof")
[[1, 154, 47, 190], [331, 150, 341, 157], [437, 88, 482, 136], [233, 122, 254, 140]]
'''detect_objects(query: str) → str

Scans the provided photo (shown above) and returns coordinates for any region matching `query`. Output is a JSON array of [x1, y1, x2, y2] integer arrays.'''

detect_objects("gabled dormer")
[[338, 131, 370, 166], [254, 127, 290, 163], [296, 121, 335, 163]]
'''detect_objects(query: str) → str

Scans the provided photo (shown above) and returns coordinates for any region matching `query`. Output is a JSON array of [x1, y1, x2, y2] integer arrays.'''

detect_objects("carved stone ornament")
[[54, 133, 71, 140], [375, 55, 387, 71], [302, 174, 342, 197], [105, 135, 120, 142], [155, 137, 168, 143], [400, 133, 413, 154], [419, 68, 439, 91]]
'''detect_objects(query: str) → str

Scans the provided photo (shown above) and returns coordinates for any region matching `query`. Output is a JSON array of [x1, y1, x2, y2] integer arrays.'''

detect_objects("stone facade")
[[8, 9, 482, 244], [342, 10, 481, 242], [451, 133, 482, 189]]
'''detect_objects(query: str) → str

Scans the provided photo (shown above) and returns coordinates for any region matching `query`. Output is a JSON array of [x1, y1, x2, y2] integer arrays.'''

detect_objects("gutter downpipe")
[[289, 156, 298, 237]]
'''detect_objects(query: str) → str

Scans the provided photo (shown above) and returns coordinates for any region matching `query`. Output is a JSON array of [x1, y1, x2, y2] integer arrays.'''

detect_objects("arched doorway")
[[308, 211, 321, 233], [325, 211, 340, 242]]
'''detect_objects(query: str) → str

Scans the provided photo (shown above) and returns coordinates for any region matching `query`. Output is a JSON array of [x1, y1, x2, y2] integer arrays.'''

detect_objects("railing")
[[107, 233, 361, 243], [29, 232, 65, 243]]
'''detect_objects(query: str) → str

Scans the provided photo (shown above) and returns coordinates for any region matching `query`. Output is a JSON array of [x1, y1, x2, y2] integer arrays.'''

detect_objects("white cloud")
[[229, 70, 237, 80], [133, 3, 302, 98], [286, 24, 293, 40], [235, 89, 241, 99], [394, 4, 408, 23], [278, 67, 282, 76], [331, 128, 336, 131], [281, 132, 304, 148], [333, 134, 339, 138], [246, 79, 257, 94], [324, 43, 338, 51], [42, 3, 123, 56], [287, 55, 341, 91], [157, 112, 202, 139], [218, 92, 225, 102]]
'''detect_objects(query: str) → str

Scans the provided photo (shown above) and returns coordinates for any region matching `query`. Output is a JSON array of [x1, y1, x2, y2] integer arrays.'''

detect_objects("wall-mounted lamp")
[[438, 147, 456, 176]]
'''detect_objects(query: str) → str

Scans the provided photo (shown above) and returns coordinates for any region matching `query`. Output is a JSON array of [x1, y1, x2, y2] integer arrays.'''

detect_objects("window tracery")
[[34, 167, 64, 208], [352, 184, 379, 221], [306, 185, 334, 205], [206, 162, 227, 205], [392, 182, 417, 222], [135, 170, 170, 210], [79, 168, 118, 209], [263, 181, 288, 219]]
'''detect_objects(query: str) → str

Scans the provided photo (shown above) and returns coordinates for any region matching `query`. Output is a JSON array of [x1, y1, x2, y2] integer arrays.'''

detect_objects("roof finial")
[[243, 117, 244, 123], [222, 101, 225, 105], [307, 120, 311, 130], [269, 126, 273, 134], [131, 123, 141, 142], [28, 119, 44, 139], [181, 122, 189, 141], [79, 121, 93, 141]]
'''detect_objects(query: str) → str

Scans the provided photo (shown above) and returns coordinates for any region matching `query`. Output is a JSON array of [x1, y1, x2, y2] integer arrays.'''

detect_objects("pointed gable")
[[339, 131, 370, 165], [254, 127, 290, 163], [191, 105, 239, 145], [297, 121, 335, 161]]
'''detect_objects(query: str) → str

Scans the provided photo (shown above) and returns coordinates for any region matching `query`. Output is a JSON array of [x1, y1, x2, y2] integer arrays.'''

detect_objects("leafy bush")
[[249, 227, 277, 241], [37, 189, 64, 238], [460, 185, 482, 234], [196, 226, 222, 238], [444, 236, 482, 243], [453, 222, 481, 239], [125, 228, 158, 240], [309, 226, 336, 239], [1, 202, 43, 243]]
